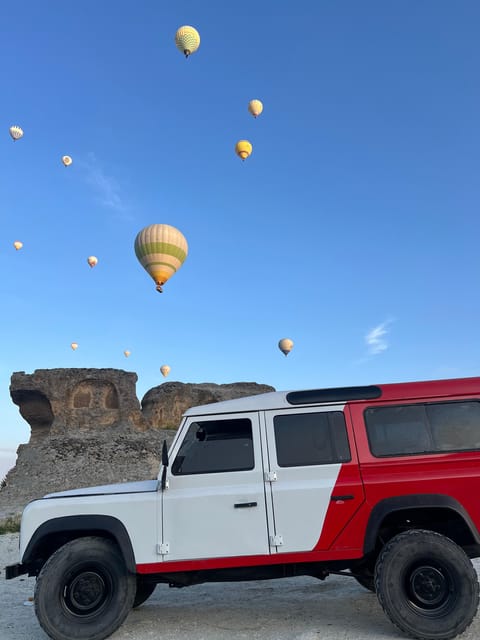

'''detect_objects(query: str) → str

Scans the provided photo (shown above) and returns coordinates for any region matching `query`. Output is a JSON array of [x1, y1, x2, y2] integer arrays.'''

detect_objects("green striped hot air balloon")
[[134, 224, 188, 293]]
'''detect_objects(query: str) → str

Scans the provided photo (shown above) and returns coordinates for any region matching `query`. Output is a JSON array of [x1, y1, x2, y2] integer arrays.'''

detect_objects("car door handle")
[[234, 502, 258, 508], [330, 495, 354, 501]]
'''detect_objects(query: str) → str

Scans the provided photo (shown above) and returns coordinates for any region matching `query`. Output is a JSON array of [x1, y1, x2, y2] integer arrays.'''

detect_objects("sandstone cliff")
[[0, 369, 274, 522]]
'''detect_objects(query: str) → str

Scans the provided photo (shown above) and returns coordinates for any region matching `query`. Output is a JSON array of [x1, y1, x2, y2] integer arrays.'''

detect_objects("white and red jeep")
[[6, 376, 480, 640]]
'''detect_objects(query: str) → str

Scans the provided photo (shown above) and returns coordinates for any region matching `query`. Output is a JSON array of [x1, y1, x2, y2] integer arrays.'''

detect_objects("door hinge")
[[269, 534, 283, 547], [264, 471, 277, 482], [157, 542, 170, 555]]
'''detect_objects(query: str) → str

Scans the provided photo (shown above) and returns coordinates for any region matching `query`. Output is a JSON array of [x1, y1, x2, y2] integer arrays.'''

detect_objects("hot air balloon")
[[248, 100, 263, 118], [9, 126, 23, 141], [87, 256, 98, 268], [235, 140, 252, 161], [13, 241, 23, 250], [160, 365, 171, 378], [175, 25, 200, 58], [278, 338, 294, 356], [124, 350, 131, 358], [71, 342, 78, 351], [62, 155, 73, 167], [134, 224, 188, 293]]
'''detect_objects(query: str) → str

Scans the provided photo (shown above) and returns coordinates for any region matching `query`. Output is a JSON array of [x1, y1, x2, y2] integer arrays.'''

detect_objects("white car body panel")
[[20, 490, 160, 565]]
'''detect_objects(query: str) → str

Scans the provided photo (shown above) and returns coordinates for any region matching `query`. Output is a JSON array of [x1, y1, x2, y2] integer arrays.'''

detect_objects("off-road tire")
[[35, 536, 136, 640], [375, 529, 479, 640], [133, 579, 157, 608]]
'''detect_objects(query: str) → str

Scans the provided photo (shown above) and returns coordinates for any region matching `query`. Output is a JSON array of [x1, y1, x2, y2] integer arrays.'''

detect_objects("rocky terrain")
[[0, 368, 274, 523]]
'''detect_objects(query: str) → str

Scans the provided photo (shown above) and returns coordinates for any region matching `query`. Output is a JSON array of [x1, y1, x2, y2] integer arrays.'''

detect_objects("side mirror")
[[161, 439, 169, 492]]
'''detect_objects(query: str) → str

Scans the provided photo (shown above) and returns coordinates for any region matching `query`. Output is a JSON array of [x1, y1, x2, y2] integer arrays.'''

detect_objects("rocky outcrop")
[[0, 369, 274, 521]]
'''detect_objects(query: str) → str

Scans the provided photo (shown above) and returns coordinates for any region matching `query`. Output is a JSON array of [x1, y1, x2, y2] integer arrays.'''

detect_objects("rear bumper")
[[5, 563, 27, 580]]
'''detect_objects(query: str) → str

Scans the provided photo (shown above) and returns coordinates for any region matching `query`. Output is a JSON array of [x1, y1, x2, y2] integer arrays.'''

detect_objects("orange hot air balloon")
[[71, 342, 78, 351], [87, 256, 98, 268], [235, 140, 252, 161], [13, 241, 23, 250], [124, 350, 131, 358]]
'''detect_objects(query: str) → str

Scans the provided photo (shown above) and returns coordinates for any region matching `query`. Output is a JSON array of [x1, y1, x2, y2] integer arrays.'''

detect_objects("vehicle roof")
[[183, 376, 480, 417]]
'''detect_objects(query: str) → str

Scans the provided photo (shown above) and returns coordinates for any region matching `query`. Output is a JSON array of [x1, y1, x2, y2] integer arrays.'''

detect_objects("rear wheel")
[[35, 536, 136, 640], [375, 529, 479, 640]]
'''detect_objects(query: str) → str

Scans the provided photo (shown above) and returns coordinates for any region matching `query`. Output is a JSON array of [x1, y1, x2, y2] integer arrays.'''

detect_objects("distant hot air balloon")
[[160, 365, 171, 378], [124, 350, 131, 358], [175, 25, 200, 58], [9, 125, 23, 141], [87, 256, 98, 268], [71, 342, 78, 351], [278, 338, 294, 356], [13, 241, 23, 250], [235, 140, 252, 161], [134, 224, 188, 293], [62, 155, 73, 167], [248, 100, 263, 118]]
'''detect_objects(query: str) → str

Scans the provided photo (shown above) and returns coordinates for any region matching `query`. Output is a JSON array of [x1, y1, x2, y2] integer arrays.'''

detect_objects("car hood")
[[43, 479, 159, 499]]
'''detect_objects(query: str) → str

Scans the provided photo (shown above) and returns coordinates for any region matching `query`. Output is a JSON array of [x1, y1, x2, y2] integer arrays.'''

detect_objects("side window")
[[274, 411, 351, 467], [171, 418, 254, 475], [427, 402, 480, 452], [365, 405, 432, 457], [365, 400, 480, 457]]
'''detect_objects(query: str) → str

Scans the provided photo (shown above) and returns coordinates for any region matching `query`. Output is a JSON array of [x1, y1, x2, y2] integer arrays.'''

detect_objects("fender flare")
[[22, 514, 136, 573], [363, 494, 480, 555]]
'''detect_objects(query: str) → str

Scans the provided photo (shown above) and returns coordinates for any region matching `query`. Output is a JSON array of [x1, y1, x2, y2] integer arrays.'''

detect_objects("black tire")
[[133, 579, 157, 608], [375, 529, 479, 640], [35, 536, 136, 640]]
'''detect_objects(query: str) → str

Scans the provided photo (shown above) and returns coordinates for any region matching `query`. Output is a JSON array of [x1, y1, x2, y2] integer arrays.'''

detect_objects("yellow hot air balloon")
[[87, 256, 98, 268], [13, 241, 23, 250], [248, 100, 263, 118], [62, 155, 73, 167], [124, 350, 131, 357], [134, 224, 188, 293], [235, 140, 252, 161], [71, 342, 78, 351], [278, 338, 294, 356], [175, 25, 200, 58], [9, 125, 23, 141], [160, 365, 171, 378]]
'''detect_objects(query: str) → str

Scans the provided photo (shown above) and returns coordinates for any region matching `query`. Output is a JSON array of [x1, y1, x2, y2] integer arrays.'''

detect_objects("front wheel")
[[375, 529, 479, 640], [35, 536, 136, 640]]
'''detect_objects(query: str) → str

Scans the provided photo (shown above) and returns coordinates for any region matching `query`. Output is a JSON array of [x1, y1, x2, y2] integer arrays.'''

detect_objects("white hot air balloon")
[[62, 155, 73, 167], [160, 365, 171, 378], [9, 125, 23, 141], [278, 338, 294, 356]]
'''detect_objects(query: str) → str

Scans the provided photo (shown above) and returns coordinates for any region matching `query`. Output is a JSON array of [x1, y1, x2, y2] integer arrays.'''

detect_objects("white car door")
[[264, 406, 362, 554], [161, 412, 271, 561]]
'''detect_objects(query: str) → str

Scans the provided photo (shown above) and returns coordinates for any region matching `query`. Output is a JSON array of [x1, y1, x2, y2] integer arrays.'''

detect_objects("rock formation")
[[0, 368, 274, 522]]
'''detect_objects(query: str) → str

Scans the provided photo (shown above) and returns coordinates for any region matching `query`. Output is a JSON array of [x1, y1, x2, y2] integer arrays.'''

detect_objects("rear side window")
[[172, 418, 254, 475], [365, 401, 480, 457], [274, 411, 351, 467]]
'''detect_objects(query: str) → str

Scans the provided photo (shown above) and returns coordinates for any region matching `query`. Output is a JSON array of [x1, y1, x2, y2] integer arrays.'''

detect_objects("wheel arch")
[[22, 515, 136, 575], [364, 494, 480, 556]]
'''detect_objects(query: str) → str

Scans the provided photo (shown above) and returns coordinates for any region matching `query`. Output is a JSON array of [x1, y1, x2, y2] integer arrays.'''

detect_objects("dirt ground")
[[1, 532, 480, 640]]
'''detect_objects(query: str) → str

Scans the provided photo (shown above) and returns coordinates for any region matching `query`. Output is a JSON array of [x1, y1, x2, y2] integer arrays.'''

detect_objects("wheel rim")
[[406, 562, 455, 615], [62, 567, 112, 617]]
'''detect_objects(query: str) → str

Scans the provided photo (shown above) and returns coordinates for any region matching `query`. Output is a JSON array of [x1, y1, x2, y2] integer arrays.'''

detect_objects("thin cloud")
[[365, 320, 392, 355], [80, 152, 130, 216]]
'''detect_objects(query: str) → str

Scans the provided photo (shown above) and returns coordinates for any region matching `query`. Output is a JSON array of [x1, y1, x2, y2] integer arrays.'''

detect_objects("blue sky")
[[1, 1, 479, 476]]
